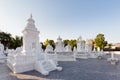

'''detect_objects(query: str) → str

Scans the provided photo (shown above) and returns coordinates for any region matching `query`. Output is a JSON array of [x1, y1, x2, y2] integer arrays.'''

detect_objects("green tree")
[[108, 43, 112, 49], [0, 32, 12, 49], [69, 39, 77, 51], [43, 39, 55, 50], [8, 36, 23, 49], [94, 33, 107, 50], [63, 39, 77, 51], [63, 40, 69, 47], [48, 40, 55, 50], [40, 42, 46, 51], [44, 39, 49, 46]]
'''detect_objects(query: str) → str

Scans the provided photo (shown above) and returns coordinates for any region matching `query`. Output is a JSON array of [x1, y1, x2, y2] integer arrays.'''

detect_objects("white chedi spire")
[[45, 44, 53, 52], [77, 36, 82, 41], [27, 14, 35, 23], [30, 14, 32, 18], [55, 36, 65, 52], [22, 14, 40, 54], [25, 14, 37, 31], [65, 44, 72, 52], [57, 36, 62, 43], [57, 36, 62, 40]]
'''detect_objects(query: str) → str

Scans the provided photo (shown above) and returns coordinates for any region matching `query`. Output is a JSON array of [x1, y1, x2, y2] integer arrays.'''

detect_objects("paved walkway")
[[0, 55, 120, 80]]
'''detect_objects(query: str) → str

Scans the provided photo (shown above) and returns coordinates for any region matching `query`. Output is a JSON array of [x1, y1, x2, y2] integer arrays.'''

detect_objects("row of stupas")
[[45, 36, 92, 53]]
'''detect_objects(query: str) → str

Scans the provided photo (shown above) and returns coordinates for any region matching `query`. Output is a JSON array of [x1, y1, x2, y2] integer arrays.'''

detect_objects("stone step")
[[41, 61, 55, 71]]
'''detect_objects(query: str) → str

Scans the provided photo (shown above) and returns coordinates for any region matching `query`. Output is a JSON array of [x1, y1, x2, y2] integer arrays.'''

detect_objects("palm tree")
[[9, 36, 23, 49]]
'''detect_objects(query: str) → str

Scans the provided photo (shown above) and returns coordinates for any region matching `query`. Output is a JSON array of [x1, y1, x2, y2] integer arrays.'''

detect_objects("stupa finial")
[[30, 14, 32, 18]]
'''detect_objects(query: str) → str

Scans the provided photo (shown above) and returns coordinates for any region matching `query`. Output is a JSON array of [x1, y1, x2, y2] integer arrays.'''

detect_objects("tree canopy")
[[0, 32, 12, 49], [43, 39, 55, 50], [94, 33, 107, 50], [0, 32, 22, 49], [8, 36, 23, 49]]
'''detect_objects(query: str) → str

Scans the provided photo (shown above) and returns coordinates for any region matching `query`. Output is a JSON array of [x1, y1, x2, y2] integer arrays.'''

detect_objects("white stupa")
[[85, 39, 92, 52], [7, 15, 62, 75], [22, 14, 40, 55], [77, 36, 85, 52], [65, 44, 72, 52], [55, 36, 65, 52], [45, 44, 54, 52]]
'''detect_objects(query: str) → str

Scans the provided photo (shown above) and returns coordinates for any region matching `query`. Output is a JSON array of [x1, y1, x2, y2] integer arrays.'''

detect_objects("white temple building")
[[7, 15, 62, 75]]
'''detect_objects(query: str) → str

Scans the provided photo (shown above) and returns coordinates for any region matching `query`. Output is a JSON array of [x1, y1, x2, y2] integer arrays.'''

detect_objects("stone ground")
[[1, 55, 120, 80]]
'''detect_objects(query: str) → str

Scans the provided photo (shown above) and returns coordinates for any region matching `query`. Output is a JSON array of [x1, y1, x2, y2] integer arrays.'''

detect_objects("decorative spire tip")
[[30, 14, 32, 18]]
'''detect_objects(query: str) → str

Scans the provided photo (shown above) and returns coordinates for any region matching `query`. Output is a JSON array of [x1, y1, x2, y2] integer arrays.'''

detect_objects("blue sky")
[[0, 0, 120, 43]]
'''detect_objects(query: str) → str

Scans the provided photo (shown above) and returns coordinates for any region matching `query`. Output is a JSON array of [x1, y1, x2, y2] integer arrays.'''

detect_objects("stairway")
[[35, 60, 62, 75], [41, 60, 56, 71]]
